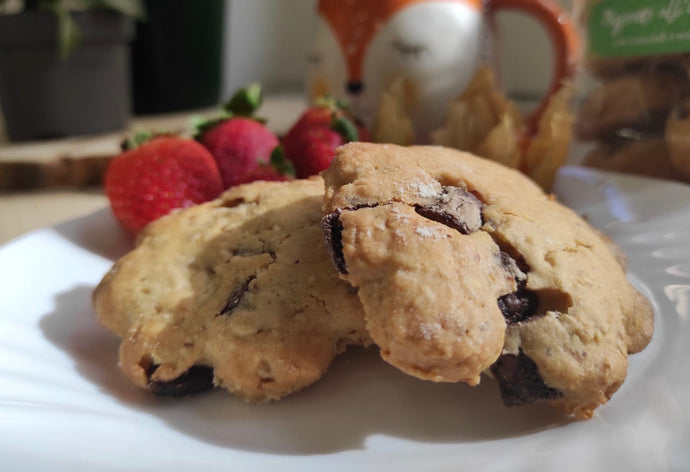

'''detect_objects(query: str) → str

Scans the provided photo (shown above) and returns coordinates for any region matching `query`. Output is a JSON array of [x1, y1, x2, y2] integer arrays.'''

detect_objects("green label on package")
[[589, 0, 690, 57]]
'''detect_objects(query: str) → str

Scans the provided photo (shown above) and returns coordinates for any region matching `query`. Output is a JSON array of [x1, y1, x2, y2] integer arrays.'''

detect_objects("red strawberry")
[[240, 165, 291, 183], [288, 126, 345, 178], [238, 145, 294, 182], [198, 117, 281, 188], [105, 135, 223, 235], [283, 98, 369, 178], [283, 98, 369, 149], [194, 84, 292, 188], [357, 125, 372, 142], [282, 106, 333, 151]]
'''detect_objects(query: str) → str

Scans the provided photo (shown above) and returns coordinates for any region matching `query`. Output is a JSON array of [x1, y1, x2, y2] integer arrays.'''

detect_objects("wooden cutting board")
[[0, 95, 307, 190], [0, 109, 213, 190]]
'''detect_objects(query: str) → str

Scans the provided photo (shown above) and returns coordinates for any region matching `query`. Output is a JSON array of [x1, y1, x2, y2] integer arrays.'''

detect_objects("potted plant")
[[0, 0, 145, 141]]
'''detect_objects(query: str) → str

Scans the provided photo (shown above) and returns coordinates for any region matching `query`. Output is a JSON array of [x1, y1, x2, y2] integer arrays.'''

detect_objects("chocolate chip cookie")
[[582, 136, 686, 183], [322, 143, 653, 418], [94, 177, 371, 402], [666, 99, 690, 181]]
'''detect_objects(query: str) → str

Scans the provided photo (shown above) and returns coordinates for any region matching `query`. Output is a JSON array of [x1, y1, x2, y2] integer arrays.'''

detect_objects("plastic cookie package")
[[573, 0, 690, 184]]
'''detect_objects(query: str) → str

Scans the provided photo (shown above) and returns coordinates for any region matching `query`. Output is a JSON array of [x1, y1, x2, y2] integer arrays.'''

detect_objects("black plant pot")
[[0, 10, 134, 141]]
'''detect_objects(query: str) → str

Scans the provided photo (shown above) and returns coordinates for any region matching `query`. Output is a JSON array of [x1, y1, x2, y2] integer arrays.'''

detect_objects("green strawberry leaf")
[[269, 145, 296, 178], [331, 115, 359, 143], [224, 83, 263, 117], [121, 129, 156, 151], [334, 98, 351, 111], [314, 95, 336, 110], [314, 95, 353, 113], [190, 112, 232, 139]]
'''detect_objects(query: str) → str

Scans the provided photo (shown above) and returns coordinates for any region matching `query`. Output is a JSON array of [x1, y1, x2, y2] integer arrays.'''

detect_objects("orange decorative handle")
[[487, 0, 579, 134]]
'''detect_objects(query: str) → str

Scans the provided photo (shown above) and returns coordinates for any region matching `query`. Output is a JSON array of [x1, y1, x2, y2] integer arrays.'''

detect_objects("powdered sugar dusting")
[[390, 206, 411, 222], [413, 181, 440, 198], [418, 322, 441, 340], [414, 226, 442, 239]]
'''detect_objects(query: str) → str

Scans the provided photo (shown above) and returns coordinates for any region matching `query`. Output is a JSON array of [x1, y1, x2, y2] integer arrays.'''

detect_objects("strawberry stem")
[[270, 145, 296, 178], [315, 95, 337, 111], [331, 115, 359, 142], [121, 129, 155, 151], [314, 95, 353, 114], [224, 83, 263, 116], [190, 112, 231, 139]]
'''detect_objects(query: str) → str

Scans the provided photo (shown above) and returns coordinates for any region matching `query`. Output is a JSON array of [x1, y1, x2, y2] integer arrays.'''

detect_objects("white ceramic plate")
[[1, 167, 688, 472]]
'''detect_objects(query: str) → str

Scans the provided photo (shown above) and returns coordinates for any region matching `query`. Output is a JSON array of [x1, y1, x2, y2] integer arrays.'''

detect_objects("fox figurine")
[[308, 0, 576, 142]]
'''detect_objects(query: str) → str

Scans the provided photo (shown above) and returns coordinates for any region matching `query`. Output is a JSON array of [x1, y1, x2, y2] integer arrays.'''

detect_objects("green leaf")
[[190, 112, 231, 139], [223, 83, 263, 116], [269, 145, 295, 178], [53, 7, 81, 59], [30, 0, 145, 59], [314, 95, 335, 109], [331, 115, 359, 143], [334, 99, 351, 111], [313, 95, 351, 113], [121, 129, 154, 151]]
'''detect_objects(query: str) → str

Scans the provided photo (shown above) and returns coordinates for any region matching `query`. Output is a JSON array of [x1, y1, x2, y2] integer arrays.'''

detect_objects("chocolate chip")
[[415, 186, 483, 235], [147, 365, 215, 396], [499, 251, 527, 281], [221, 197, 246, 208], [498, 290, 538, 324], [218, 275, 256, 316], [497, 249, 572, 324], [496, 251, 538, 323], [322, 211, 347, 274], [491, 351, 562, 406]]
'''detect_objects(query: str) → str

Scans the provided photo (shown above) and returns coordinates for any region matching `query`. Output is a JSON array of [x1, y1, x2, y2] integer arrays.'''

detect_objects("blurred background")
[[0, 0, 573, 143], [222, 0, 573, 98]]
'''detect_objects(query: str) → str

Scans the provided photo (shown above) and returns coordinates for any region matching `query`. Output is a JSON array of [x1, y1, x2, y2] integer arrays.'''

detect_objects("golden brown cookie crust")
[[337, 203, 509, 385]]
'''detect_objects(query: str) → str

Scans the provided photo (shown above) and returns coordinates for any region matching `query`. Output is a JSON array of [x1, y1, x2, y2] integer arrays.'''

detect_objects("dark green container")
[[131, 0, 224, 115]]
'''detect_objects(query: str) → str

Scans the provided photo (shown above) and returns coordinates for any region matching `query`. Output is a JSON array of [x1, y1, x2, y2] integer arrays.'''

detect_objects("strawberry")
[[105, 135, 223, 235], [283, 98, 369, 152], [283, 98, 369, 178], [282, 106, 333, 150], [198, 117, 281, 187], [240, 165, 291, 183], [288, 126, 345, 178], [236, 146, 295, 183], [195, 84, 290, 188]]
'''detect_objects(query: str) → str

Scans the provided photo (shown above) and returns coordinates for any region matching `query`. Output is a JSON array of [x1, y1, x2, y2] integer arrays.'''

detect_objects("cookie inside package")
[[573, 0, 690, 183]]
